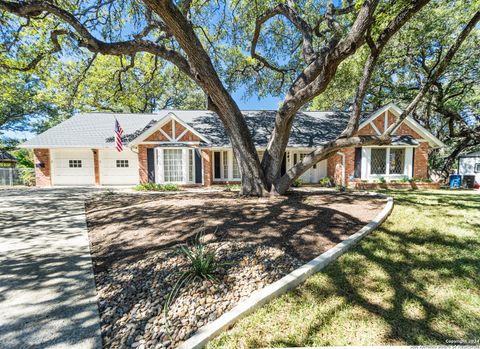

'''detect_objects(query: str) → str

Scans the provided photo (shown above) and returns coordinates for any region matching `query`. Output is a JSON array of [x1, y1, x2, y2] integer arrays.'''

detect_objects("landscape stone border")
[[178, 193, 394, 349]]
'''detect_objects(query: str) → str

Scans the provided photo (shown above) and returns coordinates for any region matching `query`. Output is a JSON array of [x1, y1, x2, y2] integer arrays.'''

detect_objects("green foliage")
[[291, 178, 303, 188], [399, 176, 411, 183], [224, 184, 241, 191], [18, 168, 35, 186], [375, 177, 387, 184], [133, 183, 180, 191], [11, 148, 33, 168], [335, 185, 347, 192], [164, 231, 228, 325], [319, 176, 333, 187]]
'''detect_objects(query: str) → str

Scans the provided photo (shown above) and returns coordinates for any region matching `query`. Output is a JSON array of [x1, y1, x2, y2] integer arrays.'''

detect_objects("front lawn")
[[208, 189, 480, 347]]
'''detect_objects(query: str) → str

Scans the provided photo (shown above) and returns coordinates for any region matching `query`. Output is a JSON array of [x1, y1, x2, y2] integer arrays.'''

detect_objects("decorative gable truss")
[[129, 112, 209, 146], [358, 103, 444, 148]]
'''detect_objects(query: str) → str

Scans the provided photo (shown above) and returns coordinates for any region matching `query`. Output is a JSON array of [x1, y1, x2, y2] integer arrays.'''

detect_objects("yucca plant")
[[163, 231, 228, 327]]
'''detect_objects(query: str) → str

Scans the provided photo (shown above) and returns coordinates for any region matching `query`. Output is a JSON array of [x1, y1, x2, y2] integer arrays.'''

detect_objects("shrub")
[[19, 168, 35, 186], [224, 184, 241, 191], [374, 177, 386, 183], [291, 178, 303, 188], [134, 183, 180, 191], [164, 231, 228, 322], [319, 176, 333, 187], [335, 185, 347, 192]]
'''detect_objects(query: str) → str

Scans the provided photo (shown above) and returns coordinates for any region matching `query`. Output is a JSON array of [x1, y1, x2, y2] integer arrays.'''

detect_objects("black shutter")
[[214, 151, 221, 178], [195, 149, 202, 184], [354, 147, 362, 178], [281, 152, 287, 176], [147, 148, 155, 183]]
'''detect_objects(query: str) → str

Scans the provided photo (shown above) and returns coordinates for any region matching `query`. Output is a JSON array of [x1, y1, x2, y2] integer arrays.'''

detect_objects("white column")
[[157, 148, 164, 183], [405, 148, 413, 178], [361, 148, 370, 181]]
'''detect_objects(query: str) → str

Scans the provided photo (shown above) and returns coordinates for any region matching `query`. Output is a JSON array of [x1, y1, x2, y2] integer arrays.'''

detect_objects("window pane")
[[116, 160, 129, 168], [389, 148, 405, 174], [232, 154, 240, 179], [214, 152, 221, 178], [371, 149, 386, 174], [163, 149, 183, 182], [222, 151, 228, 178], [188, 150, 194, 182], [69, 160, 82, 168]]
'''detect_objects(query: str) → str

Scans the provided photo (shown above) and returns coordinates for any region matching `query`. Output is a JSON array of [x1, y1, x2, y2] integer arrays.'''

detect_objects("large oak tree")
[[1, 0, 478, 195]]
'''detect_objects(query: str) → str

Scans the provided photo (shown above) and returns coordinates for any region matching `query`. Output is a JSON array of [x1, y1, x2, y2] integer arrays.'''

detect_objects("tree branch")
[[273, 9, 480, 194], [0, 0, 194, 79], [341, 0, 431, 138], [251, 3, 315, 70]]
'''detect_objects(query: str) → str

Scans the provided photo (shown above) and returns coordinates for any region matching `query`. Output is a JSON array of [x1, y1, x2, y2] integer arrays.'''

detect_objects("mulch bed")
[[85, 189, 386, 349]]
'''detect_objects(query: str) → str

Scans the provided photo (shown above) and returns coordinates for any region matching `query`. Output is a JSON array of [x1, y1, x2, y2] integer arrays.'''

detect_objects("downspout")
[[338, 151, 346, 187]]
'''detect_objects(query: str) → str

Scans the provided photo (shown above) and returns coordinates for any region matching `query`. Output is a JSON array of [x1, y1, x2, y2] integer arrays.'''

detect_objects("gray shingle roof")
[[21, 109, 376, 148]]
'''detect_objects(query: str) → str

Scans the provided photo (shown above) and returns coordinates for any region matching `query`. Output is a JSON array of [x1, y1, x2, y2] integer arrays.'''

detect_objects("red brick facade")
[[33, 149, 51, 187], [201, 149, 213, 186], [328, 109, 432, 186], [138, 144, 157, 183], [413, 142, 429, 179]]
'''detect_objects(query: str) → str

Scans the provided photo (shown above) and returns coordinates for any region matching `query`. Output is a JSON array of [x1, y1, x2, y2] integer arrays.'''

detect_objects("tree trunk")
[[145, 0, 268, 196]]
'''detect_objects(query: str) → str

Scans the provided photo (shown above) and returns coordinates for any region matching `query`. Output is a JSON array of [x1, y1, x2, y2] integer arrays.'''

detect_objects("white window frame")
[[475, 163, 480, 173], [212, 149, 242, 182], [363, 146, 414, 181], [156, 147, 195, 184]]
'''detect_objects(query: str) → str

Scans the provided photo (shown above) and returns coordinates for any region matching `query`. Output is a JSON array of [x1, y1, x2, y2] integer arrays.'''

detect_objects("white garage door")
[[51, 149, 95, 186], [99, 148, 139, 185]]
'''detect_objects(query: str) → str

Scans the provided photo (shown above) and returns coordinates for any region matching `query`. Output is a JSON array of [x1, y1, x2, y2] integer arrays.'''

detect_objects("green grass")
[[208, 189, 480, 347], [133, 182, 180, 191]]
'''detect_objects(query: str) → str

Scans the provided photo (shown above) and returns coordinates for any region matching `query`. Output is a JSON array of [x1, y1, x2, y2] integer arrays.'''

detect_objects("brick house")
[[21, 103, 443, 187]]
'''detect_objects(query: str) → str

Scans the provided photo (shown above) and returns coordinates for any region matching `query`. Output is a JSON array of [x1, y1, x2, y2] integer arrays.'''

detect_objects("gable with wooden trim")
[[129, 112, 208, 145], [357, 103, 444, 148]]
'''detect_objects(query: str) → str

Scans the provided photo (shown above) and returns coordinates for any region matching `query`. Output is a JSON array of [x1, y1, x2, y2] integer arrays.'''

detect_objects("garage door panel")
[[99, 149, 139, 185], [51, 149, 95, 186]]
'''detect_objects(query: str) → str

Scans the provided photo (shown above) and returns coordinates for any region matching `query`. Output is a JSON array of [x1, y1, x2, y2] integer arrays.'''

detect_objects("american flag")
[[114, 118, 124, 152]]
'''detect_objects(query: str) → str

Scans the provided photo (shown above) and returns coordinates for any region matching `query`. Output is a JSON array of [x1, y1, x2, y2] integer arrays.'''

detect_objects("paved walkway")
[[0, 188, 102, 349]]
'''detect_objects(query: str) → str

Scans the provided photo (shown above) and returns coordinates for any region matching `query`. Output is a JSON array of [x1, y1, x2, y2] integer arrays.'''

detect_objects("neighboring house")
[[458, 151, 480, 188], [0, 150, 17, 168], [21, 103, 444, 187]]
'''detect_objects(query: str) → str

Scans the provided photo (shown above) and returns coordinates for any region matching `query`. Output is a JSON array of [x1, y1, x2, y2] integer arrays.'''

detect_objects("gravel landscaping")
[[86, 189, 386, 348]]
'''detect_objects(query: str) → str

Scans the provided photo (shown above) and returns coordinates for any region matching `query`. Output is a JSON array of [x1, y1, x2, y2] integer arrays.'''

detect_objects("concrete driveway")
[[0, 187, 102, 349]]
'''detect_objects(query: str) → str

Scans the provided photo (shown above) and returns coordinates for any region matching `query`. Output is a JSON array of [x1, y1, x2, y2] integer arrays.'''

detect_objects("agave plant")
[[163, 230, 228, 326]]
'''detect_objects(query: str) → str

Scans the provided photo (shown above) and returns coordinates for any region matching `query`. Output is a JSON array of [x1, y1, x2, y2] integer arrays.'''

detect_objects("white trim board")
[[358, 103, 445, 149], [128, 112, 210, 146]]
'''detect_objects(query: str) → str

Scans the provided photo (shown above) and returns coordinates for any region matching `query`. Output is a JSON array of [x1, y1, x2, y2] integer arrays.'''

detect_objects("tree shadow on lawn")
[[259, 226, 480, 347], [381, 189, 480, 211], [85, 191, 385, 273]]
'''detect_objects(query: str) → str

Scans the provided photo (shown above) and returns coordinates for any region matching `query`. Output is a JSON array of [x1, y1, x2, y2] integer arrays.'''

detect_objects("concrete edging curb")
[[178, 194, 394, 349]]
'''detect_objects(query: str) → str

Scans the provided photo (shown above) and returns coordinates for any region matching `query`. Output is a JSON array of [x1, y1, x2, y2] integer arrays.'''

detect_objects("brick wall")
[[201, 149, 212, 186], [33, 149, 51, 186], [138, 144, 157, 183], [326, 148, 355, 186], [413, 142, 429, 179]]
